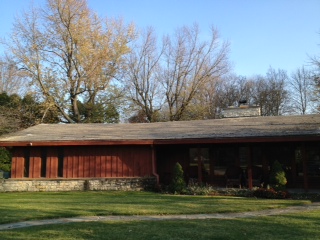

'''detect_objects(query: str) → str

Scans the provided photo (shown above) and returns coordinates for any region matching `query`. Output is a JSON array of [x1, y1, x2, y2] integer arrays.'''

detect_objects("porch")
[[156, 142, 320, 191]]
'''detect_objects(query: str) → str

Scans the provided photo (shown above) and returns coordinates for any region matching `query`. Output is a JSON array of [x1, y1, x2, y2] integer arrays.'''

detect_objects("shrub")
[[185, 182, 216, 195], [0, 147, 11, 172], [169, 162, 186, 194], [269, 160, 287, 190], [252, 188, 290, 199]]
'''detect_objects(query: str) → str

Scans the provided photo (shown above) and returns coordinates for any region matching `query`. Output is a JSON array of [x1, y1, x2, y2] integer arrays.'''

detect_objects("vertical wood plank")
[[78, 154, 84, 178], [106, 154, 111, 177], [89, 155, 94, 177], [30, 148, 41, 178], [118, 147, 123, 177], [84, 153, 90, 178], [111, 149, 116, 177], [100, 147, 106, 177], [47, 148, 58, 178], [95, 147, 101, 178], [11, 148, 25, 178], [65, 148, 74, 178], [63, 152, 68, 178], [73, 154, 79, 178]]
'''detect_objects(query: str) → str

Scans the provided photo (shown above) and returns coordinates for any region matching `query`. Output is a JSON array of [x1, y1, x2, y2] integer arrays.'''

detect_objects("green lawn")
[[0, 191, 310, 224], [1, 211, 320, 240], [0, 191, 317, 239]]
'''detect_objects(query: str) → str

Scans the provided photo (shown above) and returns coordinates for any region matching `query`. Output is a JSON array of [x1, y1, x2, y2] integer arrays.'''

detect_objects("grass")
[[1, 211, 320, 239], [0, 191, 311, 224], [0, 191, 317, 239]]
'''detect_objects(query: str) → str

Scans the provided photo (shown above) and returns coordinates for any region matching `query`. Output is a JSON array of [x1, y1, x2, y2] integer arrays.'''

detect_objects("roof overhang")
[[1, 135, 319, 147]]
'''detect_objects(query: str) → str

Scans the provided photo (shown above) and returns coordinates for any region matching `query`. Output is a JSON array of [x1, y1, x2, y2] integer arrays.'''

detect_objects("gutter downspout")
[[151, 145, 159, 185]]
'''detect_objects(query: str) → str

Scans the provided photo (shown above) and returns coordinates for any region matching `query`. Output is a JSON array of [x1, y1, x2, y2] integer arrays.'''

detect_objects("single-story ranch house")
[[0, 109, 319, 192]]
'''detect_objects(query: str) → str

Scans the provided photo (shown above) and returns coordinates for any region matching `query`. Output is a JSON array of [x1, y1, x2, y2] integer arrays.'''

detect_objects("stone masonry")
[[222, 106, 261, 118], [0, 177, 156, 192]]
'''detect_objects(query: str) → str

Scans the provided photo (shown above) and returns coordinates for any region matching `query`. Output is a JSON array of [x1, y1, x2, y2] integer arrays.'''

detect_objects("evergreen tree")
[[169, 162, 186, 194], [0, 147, 11, 172], [269, 160, 287, 190]]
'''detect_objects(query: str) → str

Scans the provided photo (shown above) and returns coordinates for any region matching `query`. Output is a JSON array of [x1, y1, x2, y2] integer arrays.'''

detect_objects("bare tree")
[[289, 67, 315, 114], [310, 40, 320, 112], [124, 27, 164, 122], [252, 68, 289, 116], [0, 54, 28, 95], [160, 24, 230, 121], [5, 0, 135, 123]]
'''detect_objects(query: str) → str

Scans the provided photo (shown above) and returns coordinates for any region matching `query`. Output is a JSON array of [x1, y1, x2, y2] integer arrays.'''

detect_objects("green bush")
[[185, 182, 216, 195], [269, 160, 287, 190], [0, 147, 11, 172], [169, 162, 186, 194]]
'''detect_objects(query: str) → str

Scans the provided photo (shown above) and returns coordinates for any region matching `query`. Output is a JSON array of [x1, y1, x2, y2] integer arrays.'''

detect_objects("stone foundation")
[[0, 178, 156, 192]]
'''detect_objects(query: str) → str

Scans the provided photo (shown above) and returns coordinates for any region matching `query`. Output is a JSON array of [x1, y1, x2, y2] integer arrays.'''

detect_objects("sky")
[[0, 0, 319, 77]]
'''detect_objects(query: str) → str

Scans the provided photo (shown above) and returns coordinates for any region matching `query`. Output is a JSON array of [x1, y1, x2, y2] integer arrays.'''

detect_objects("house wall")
[[11, 146, 153, 179]]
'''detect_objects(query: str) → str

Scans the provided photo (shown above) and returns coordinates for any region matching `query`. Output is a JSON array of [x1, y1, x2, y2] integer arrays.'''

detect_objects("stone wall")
[[0, 178, 156, 192]]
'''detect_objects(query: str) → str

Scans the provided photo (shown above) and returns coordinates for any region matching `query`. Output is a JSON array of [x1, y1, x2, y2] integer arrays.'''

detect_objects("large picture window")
[[189, 148, 210, 180]]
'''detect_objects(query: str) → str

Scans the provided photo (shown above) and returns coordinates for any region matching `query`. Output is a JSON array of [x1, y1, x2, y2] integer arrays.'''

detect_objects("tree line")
[[0, 0, 319, 132]]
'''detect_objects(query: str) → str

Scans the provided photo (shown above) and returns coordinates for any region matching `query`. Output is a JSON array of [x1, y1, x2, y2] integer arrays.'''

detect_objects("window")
[[307, 146, 320, 177], [189, 148, 210, 179], [214, 146, 236, 176]]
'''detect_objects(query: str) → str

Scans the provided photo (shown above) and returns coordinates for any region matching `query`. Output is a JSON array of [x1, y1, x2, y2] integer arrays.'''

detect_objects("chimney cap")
[[239, 99, 247, 105]]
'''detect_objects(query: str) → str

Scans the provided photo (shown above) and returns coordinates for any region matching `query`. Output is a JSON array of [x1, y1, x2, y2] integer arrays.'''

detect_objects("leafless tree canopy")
[[5, 0, 135, 123], [0, 54, 28, 95], [124, 24, 230, 122], [124, 27, 164, 122], [288, 67, 315, 114], [1, 1, 319, 124]]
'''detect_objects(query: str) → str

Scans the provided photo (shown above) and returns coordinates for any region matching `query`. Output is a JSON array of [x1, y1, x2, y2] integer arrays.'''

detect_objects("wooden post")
[[247, 146, 253, 190], [209, 147, 215, 184], [197, 147, 202, 184], [151, 145, 159, 185], [261, 146, 268, 187], [291, 145, 297, 188], [301, 144, 308, 191]]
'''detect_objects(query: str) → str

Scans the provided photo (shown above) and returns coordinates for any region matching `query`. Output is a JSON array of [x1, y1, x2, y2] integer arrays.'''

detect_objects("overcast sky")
[[0, 0, 319, 77]]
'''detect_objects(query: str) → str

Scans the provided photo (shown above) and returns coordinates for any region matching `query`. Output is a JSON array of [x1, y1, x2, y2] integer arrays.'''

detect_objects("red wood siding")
[[29, 148, 41, 178], [46, 148, 58, 178], [62, 146, 153, 178], [11, 148, 25, 178]]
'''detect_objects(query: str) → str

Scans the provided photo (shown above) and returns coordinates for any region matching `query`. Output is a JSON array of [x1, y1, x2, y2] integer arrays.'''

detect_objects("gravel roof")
[[0, 114, 319, 145]]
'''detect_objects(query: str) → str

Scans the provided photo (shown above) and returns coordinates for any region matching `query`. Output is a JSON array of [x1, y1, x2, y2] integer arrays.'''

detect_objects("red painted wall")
[[11, 146, 153, 179]]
